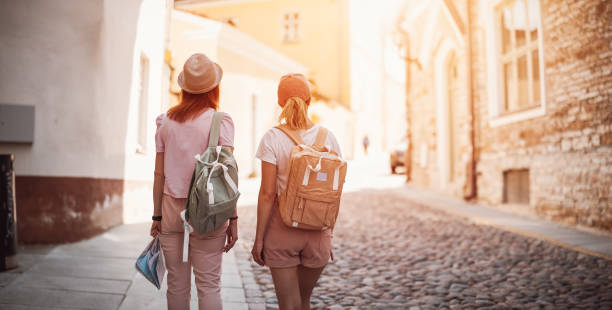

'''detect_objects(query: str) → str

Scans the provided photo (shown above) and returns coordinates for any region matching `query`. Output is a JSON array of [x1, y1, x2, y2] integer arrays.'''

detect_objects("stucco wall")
[[119, 0, 172, 224], [183, 0, 351, 107], [123, 0, 171, 182], [0, 1, 125, 179], [0, 0, 170, 241]]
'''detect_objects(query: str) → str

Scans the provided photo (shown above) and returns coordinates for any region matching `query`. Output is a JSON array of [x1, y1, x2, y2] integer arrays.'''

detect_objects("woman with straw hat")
[[151, 53, 238, 310]]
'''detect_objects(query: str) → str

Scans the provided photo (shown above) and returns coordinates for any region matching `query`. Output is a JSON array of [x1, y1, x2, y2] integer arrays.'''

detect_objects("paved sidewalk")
[[392, 185, 612, 260], [0, 223, 248, 310]]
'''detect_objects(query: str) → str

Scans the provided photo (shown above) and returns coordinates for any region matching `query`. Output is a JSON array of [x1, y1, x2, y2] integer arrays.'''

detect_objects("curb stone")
[[235, 239, 268, 310]]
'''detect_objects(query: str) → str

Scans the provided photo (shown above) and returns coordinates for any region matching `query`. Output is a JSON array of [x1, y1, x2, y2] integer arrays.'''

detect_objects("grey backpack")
[[180, 112, 239, 262]]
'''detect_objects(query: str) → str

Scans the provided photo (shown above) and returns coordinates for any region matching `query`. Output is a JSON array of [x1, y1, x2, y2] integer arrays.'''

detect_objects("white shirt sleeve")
[[255, 130, 277, 165], [155, 113, 165, 153], [326, 130, 343, 158]]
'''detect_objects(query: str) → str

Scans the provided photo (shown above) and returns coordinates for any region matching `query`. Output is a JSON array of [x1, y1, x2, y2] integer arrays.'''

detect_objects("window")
[[496, 0, 542, 114], [503, 169, 530, 204], [282, 12, 300, 43], [136, 54, 150, 154], [222, 17, 238, 27]]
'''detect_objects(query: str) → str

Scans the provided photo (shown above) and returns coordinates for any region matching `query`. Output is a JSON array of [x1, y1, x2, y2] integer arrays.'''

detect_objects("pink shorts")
[[263, 206, 332, 269]]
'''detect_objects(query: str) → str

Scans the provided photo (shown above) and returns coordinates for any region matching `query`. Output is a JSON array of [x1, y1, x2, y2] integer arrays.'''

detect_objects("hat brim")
[[178, 63, 223, 94]]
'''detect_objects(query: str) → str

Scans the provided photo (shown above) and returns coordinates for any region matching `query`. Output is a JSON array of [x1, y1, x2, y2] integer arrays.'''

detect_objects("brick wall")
[[406, 0, 612, 231], [472, 0, 612, 230]]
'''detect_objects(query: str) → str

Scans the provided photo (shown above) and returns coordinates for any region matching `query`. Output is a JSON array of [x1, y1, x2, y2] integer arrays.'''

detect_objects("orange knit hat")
[[277, 73, 311, 107]]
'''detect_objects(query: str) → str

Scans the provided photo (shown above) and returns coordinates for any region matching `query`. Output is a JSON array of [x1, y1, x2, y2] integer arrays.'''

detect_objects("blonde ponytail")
[[279, 97, 309, 130]]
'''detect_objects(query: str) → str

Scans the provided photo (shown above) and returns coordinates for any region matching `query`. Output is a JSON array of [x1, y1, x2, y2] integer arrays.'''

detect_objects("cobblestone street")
[[236, 187, 612, 310], [2, 1, 612, 310]]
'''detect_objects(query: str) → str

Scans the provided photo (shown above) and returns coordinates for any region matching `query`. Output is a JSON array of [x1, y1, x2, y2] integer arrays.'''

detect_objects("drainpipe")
[[395, 3, 422, 183], [398, 34, 421, 182], [403, 37, 413, 182], [464, 0, 477, 200]]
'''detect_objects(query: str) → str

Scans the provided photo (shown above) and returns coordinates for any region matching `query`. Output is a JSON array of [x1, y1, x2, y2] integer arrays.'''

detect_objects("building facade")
[[400, 0, 611, 231], [0, 0, 173, 243], [176, 0, 352, 107], [175, 0, 407, 158], [169, 10, 308, 178]]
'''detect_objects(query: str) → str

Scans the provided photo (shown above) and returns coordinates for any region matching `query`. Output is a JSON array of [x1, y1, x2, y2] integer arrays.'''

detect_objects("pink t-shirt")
[[155, 109, 235, 198], [255, 125, 342, 196]]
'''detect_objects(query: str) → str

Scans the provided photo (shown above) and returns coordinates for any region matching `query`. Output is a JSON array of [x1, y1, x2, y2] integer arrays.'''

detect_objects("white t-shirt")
[[256, 125, 342, 195]]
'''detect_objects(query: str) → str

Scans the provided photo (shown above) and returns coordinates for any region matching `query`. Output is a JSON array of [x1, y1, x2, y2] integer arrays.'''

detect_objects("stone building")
[[399, 0, 611, 231]]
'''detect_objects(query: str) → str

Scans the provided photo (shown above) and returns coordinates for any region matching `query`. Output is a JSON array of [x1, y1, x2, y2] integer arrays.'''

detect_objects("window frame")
[[136, 53, 150, 154], [483, 0, 547, 127], [281, 11, 300, 43]]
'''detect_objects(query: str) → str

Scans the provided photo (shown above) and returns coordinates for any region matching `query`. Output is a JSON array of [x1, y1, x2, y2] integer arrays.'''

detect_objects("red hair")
[[167, 86, 219, 122]]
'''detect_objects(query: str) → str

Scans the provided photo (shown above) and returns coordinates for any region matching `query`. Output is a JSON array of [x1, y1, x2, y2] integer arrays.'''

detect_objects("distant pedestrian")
[[252, 74, 343, 310], [362, 135, 370, 155], [151, 53, 238, 310]]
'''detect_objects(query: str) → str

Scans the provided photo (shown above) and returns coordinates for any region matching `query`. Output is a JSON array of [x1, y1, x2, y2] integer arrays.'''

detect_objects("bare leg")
[[270, 267, 302, 310], [297, 265, 325, 310]]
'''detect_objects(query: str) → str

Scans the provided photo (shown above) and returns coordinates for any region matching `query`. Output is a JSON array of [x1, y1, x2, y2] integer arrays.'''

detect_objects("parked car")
[[389, 140, 407, 174]]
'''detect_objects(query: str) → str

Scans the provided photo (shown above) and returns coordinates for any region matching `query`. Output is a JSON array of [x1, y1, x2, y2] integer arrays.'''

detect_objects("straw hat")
[[177, 53, 223, 94], [277, 73, 311, 107]]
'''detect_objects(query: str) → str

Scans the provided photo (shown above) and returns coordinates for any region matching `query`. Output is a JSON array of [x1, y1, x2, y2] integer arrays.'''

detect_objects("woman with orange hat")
[[151, 53, 238, 310], [252, 73, 343, 309]]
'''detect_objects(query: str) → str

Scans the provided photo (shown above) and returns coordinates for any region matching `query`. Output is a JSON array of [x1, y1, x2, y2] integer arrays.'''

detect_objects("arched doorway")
[[435, 39, 460, 189], [447, 53, 459, 182]]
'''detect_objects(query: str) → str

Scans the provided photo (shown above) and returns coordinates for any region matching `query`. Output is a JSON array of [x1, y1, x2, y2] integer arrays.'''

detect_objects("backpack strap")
[[208, 112, 224, 148], [275, 124, 306, 146], [313, 127, 328, 150]]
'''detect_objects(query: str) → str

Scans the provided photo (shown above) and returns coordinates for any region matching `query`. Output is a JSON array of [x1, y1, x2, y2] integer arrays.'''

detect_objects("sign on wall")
[[0, 104, 35, 144]]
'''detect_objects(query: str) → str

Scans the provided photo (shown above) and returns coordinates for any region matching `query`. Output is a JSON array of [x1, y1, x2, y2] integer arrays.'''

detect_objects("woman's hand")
[[150, 221, 161, 237], [251, 241, 265, 266], [224, 220, 238, 252]]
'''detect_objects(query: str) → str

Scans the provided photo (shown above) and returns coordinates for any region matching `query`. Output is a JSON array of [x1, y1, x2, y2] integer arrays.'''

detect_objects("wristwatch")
[[229, 216, 238, 221], [152, 215, 162, 221]]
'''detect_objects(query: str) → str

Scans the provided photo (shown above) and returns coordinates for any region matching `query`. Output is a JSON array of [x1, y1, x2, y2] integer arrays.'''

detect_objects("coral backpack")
[[276, 125, 347, 230]]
